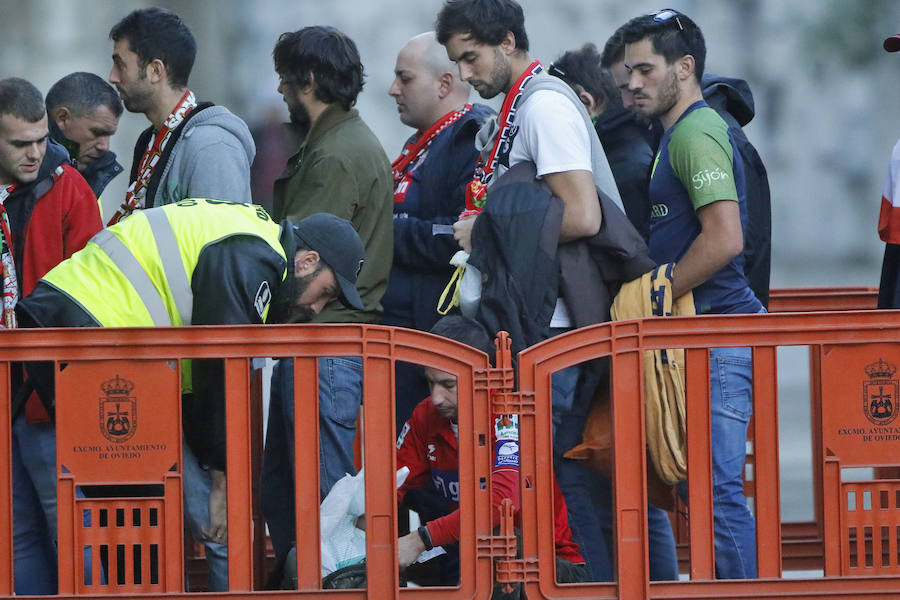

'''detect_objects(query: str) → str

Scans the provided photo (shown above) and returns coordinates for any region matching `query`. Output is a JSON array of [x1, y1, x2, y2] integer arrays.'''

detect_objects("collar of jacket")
[[302, 104, 358, 150]]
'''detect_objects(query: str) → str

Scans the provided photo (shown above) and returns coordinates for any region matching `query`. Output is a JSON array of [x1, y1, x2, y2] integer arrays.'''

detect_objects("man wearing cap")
[[877, 35, 900, 308], [15, 199, 365, 590]]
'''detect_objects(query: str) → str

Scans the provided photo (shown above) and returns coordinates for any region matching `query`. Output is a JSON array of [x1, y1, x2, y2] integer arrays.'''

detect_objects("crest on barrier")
[[99, 375, 138, 442], [863, 358, 898, 426]]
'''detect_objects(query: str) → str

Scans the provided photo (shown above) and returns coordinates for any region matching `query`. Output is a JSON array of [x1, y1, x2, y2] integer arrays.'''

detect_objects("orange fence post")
[[292, 356, 321, 590], [685, 347, 715, 580], [225, 357, 254, 590], [752, 346, 782, 577], [0, 362, 11, 596]]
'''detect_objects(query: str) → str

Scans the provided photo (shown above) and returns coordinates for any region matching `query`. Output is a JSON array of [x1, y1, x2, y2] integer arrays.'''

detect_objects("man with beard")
[[46, 72, 124, 211], [107, 7, 255, 225], [435, 0, 627, 582], [259, 27, 392, 580], [16, 203, 364, 591], [623, 9, 763, 579]]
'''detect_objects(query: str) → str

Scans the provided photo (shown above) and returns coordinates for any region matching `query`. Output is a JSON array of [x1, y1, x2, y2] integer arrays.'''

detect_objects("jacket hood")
[[701, 73, 755, 127], [182, 104, 256, 164], [37, 137, 71, 181], [595, 105, 642, 135]]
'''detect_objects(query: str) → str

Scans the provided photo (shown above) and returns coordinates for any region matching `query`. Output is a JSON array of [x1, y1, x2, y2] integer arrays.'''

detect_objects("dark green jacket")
[[273, 105, 393, 323]]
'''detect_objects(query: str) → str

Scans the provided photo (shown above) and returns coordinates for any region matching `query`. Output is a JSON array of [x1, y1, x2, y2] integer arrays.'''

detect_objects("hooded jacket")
[[594, 106, 655, 241], [130, 103, 256, 209], [701, 74, 772, 308], [5, 138, 101, 297]]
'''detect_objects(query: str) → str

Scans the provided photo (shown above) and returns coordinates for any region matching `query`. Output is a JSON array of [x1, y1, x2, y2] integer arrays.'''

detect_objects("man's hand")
[[453, 215, 478, 253], [397, 531, 426, 569], [205, 469, 228, 544]]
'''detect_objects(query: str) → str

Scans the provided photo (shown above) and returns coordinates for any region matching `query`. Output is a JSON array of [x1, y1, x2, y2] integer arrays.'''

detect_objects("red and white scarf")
[[465, 60, 542, 212], [107, 89, 198, 226], [0, 185, 18, 328], [392, 104, 472, 204]]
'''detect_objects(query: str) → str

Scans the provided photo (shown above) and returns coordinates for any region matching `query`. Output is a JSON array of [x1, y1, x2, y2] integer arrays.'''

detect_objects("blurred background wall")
[[2, 0, 899, 289]]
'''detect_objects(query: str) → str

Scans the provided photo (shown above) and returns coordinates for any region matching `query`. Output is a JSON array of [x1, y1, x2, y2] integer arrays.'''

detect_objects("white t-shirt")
[[498, 89, 593, 327], [497, 89, 593, 181]]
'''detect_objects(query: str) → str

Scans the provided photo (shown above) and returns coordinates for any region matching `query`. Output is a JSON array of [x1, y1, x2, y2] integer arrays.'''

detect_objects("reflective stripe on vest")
[[92, 229, 172, 326], [145, 208, 192, 326]]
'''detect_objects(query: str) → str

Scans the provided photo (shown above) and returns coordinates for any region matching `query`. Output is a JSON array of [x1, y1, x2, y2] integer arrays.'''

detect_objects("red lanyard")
[[465, 60, 543, 211]]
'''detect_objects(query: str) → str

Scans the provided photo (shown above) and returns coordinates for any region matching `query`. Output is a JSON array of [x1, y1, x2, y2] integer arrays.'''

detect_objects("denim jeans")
[[549, 329, 677, 582], [11, 416, 59, 595], [182, 441, 228, 591], [260, 356, 363, 563], [705, 346, 757, 579]]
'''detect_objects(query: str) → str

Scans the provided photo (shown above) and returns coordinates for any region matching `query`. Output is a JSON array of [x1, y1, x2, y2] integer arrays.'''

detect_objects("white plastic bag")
[[320, 466, 410, 576]]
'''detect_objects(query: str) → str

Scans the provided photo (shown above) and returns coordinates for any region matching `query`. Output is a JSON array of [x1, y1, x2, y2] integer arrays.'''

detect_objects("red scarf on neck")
[[465, 60, 542, 211], [392, 105, 472, 204], [108, 89, 197, 225]]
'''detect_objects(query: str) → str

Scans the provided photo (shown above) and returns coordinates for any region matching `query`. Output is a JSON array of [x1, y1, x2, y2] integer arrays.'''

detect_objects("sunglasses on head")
[[547, 63, 580, 89], [651, 9, 684, 31]]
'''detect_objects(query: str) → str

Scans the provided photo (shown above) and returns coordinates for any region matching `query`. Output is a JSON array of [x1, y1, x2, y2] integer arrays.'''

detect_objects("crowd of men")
[[2, 0, 777, 593]]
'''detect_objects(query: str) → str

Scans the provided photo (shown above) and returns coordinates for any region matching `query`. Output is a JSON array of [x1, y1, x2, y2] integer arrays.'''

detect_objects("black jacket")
[[469, 162, 654, 359], [702, 74, 772, 308], [594, 106, 654, 241], [382, 104, 494, 331]]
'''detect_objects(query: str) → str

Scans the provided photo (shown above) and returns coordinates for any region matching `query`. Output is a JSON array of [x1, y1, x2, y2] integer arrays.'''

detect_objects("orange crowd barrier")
[[0, 287, 898, 599]]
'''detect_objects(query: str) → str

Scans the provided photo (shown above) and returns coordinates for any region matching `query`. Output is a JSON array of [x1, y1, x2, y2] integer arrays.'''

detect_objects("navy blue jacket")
[[382, 103, 494, 331]]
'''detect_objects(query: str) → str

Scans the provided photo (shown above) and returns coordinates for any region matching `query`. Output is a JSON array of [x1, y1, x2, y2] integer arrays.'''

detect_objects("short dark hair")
[[600, 27, 626, 68], [273, 26, 365, 111], [0, 78, 45, 122], [109, 7, 197, 88], [435, 0, 529, 52], [619, 9, 706, 82], [552, 43, 621, 110], [430, 315, 496, 365], [46, 72, 123, 119]]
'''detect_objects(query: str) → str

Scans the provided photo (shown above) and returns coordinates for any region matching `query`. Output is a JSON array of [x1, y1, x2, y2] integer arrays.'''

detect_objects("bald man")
[[384, 32, 494, 428]]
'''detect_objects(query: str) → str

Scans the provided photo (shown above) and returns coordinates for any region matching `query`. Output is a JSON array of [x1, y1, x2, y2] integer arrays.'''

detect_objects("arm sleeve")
[[668, 117, 738, 210], [183, 135, 254, 204], [427, 415, 520, 547], [395, 407, 432, 503], [281, 154, 358, 222], [519, 91, 592, 178], [189, 237, 286, 470]]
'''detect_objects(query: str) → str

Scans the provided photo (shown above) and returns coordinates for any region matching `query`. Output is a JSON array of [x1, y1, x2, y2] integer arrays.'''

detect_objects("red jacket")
[[9, 162, 101, 296], [8, 149, 101, 422], [396, 397, 583, 563]]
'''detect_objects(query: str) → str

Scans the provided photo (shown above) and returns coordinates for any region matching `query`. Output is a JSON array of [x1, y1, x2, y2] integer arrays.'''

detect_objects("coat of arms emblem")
[[863, 358, 899, 426], [100, 375, 137, 443]]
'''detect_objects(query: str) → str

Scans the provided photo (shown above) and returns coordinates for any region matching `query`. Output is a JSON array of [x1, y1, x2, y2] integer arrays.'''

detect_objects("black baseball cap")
[[885, 35, 900, 52], [291, 213, 365, 311]]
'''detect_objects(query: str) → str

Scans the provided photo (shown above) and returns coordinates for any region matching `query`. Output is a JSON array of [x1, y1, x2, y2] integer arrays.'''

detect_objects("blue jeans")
[[260, 356, 363, 562], [701, 346, 757, 579], [182, 441, 228, 591], [11, 416, 59, 595]]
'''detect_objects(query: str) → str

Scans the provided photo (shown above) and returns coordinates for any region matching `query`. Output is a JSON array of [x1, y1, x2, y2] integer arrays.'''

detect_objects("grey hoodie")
[[145, 105, 256, 207]]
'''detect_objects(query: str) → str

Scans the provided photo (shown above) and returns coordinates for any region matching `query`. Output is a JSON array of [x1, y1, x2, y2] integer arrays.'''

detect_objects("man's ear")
[[437, 72, 454, 99], [499, 30, 517, 55], [294, 249, 321, 275], [676, 54, 695, 81], [577, 90, 596, 114], [51, 107, 71, 130], [147, 58, 166, 85]]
